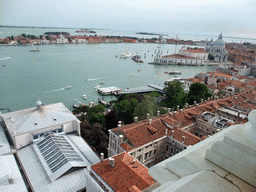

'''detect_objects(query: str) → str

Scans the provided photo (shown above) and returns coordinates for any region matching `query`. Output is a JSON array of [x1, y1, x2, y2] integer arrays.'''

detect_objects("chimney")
[[165, 129, 168, 136], [196, 104, 199, 108], [208, 97, 210, 101], [169, 112, 172, 117], [100, 153, 104, 162], [157, 111, 160, 116], [174, 111, 177, 116], [214, 107, 218, 114], [149, 118, 152, 125], [118, 124, 121, 131], [194, 101, 197, 105], [186, 103, 189, 108], [212, 102, 214, 107], [134, 116, 138, 123], [167, 108, 171, 112], [109, 157, 115, 168], [171, 130, 174, 137], [180, 109, 183, 113], [201, 99, 204, 103], [239, 102, 241, 106], [210, 96, 213, 100], [147, 113, 150, 119], [132, 159, 136, 164], [119, 135, 124, 144], [182, 136, 185, 143], [177, 105, 180, 110]]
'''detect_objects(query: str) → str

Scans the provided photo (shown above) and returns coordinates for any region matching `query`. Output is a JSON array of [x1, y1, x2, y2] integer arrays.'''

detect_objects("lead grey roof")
[[17, 133, 100, 192], [0, 154, 27, 192], [33, 132, 89, 182], [121, 84, 165, 94], [0, 125, 11, 155], [2, 102, 79, 135]]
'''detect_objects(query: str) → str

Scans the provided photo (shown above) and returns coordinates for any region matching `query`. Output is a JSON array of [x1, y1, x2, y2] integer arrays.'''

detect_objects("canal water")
[[0, 27, 220, 112]]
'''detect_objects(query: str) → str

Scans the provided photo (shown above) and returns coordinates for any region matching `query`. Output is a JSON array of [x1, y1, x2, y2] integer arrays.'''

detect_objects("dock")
[[97, 86, 121, 95], [120, 84, 165, 95]]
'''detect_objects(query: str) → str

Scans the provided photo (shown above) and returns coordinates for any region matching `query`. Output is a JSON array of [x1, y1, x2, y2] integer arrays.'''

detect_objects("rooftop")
[[1, 102, 79, 136], [91, 152, 155, 192], [162, 54, 204, 60], [148, 110, 256, 191]]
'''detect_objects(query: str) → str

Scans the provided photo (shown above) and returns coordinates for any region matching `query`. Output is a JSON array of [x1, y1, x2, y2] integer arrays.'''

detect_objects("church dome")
[[36, 100, 43, 109], [214, 32, 225, 46], [214, 39, 225, 46]]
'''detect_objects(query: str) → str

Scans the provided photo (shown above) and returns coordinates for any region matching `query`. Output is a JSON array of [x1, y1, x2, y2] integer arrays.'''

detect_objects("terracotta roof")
[[183, 48, 207, 53], [169, 128, 201, 146], [91, 152, 155, 192], [246, 80, 256, 86], [120, 143, 134, 152], [186, 78, 204, 83], [162, 54, 204, 60], [213, 72, 232, 79]]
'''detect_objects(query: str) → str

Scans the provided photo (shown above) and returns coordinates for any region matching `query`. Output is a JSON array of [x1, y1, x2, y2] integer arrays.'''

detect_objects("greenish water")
[[0, 42, 216, 112]]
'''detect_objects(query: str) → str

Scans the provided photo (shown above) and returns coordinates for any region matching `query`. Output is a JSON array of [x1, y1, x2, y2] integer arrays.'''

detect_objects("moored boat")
[[82, 95, 87, 99], [169, 70, 182, 75]]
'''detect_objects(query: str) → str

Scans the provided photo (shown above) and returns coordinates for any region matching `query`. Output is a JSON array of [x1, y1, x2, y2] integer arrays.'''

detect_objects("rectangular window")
[[154, 149, 157, 156], [149, 151, 152, 158], [145, 152, 148, 160], [137, 155, 142, 162], [171, 147, 174, 154], [33, 134, 38, 140], [167, 145, 169, 152]]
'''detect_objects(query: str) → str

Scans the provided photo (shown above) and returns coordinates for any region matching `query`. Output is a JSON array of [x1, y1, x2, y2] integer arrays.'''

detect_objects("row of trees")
[[163, 81, 213, 110]]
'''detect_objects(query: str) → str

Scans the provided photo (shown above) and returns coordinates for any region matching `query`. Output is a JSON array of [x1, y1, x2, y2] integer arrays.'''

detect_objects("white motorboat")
[[64, 86, 71, 89], [130, 74, 136, 77], [99, 82, 105, 85], [169, 70, 182, 75], [82, 95, 87, 99], [94, 85, 100, 89], [85, 79, 92, 81], [120, 52, 132, 58]]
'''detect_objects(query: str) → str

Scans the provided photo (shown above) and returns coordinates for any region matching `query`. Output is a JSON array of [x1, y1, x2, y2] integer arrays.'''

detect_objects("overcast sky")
[[1, 0, 255, 38]]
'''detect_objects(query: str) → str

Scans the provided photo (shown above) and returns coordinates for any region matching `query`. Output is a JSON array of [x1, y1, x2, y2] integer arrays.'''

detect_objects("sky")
[[1, 0, 256, 38]]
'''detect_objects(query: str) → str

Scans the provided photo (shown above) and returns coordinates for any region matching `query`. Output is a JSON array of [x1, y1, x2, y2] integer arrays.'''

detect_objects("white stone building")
[[56, 34, 69, 44], [179, 46, 208, 60], [205, 33, 228, 62]]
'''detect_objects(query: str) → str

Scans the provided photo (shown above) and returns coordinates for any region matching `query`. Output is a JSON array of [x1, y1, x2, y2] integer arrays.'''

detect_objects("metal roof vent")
[[34, 122, 38, 125]]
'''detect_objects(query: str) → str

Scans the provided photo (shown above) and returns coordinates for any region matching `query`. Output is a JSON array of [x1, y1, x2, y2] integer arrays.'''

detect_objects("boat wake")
[[43, 88, 65, 94], [85, 78, 99, 81], [0, 56, 12, 61]]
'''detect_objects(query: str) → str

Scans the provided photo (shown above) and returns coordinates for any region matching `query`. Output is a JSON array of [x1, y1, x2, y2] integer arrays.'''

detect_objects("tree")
[[133, 95, 157, 121], [113, 100, 133, 124], [165, 81, 186, 110], [187, 82, 213, 105], [39, 35, 43, 39], [80, 122, 108, 156], [208, 54, 214, 61], [105, 110, 118, 134], [21, 33, 26, 38]]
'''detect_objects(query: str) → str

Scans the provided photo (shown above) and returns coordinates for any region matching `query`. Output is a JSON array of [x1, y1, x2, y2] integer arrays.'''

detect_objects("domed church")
[[205, 32, 228, 62]]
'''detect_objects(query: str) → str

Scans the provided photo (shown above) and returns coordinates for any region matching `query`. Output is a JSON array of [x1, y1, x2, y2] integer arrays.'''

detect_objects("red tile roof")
[[162, 54, 204, 60], [120, 143, 134, 152], [91, 152, 155, 192]]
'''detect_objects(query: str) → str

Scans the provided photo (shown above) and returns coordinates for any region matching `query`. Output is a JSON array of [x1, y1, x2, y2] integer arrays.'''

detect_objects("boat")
[[99, 82, 105, 85], [130, 74, 136, 77], [94, 85, 100, 89], [164, 72, 169, 74], [29, 43, 40, 52], [64, 86, 71, 89], [169, 70, 182, 75], [120, 52, 132, 58], [132, 55, 144, 63], [85, 79, 92, 81], [164, 76, 184, 85], [82, 95, 87, 99]]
